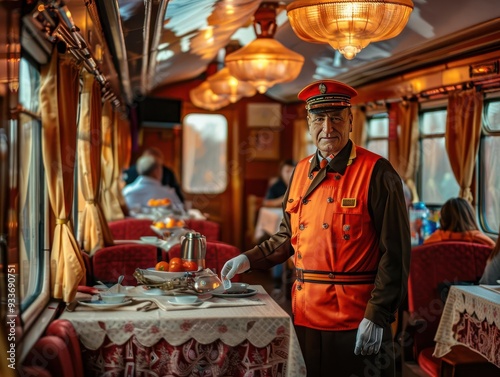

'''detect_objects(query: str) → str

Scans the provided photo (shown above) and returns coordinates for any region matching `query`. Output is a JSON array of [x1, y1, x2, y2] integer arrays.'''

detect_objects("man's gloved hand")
[[354, 318, 383, 355], [221, 254, 250, 280]]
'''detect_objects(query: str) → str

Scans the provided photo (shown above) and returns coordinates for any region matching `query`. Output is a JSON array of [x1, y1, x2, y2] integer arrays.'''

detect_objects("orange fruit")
[[176, 220, 185, 227], [165, 218, 176, 228], [154, 222, 166, 229], [169, 257, 182, 266], [182, 260, 198, 271], [155, 261, 169, 271], [168, 262, 183, 272]]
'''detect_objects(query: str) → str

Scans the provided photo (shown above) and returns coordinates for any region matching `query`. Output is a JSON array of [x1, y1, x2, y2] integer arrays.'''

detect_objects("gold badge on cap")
[[319, 82, 327, 94], [341, 198, 357, 208]]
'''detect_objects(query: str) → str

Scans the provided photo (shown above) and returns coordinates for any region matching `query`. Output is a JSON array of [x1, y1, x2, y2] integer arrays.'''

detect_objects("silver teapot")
[[180, 231, 206, 270]]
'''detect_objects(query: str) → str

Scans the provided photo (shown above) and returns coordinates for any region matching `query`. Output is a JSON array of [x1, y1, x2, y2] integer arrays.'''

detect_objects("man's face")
[[307, 108, 352, 158]]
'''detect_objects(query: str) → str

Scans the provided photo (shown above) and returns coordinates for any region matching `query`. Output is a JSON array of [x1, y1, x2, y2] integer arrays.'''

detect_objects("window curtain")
[[18, 113, 32, 295], [390, 100, 420, 202], [100, 101, 125, 221], [40, 51, 85, 302], [350, 106, 367, 147], [112, 114, 131, 216], [77, 70, 114, 255], [446, 88, 483, 202]]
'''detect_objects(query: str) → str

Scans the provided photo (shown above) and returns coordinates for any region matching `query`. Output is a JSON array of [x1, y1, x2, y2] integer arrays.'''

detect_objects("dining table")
[[433, 284, 500, 368], [60, 285, 306, 377]]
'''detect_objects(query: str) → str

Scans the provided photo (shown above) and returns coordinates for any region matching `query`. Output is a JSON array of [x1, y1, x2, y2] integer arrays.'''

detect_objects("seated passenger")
[[123, 147, 184, 203], [479, 225, 500, 285], [122, 155, 183, 211], [262, 159, 296, 208], [424, 197, 495, 247]]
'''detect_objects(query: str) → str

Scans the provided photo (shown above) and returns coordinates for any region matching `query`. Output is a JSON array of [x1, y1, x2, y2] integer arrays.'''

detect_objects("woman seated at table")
[[479, 224, 500, 284], [262, 159, 296, 208], [424, 197, 495, 247]]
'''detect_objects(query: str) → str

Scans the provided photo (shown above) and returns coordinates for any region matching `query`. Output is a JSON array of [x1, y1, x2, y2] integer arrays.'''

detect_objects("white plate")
[[140, 236, 159, 243], [167, 298, 202, 306], [212, 288, 258, 298], [142, 288, 165, 296], [78, 299, 133, 309]]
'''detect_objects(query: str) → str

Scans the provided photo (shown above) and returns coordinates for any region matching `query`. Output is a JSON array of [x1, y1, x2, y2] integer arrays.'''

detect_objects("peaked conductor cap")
[[298, 80, 357, 113]]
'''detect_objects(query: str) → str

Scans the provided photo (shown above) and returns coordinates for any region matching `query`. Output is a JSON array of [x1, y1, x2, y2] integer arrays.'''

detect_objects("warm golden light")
[[189, 81, 230, 111], [207, 67, 256, 103], [225, 2, 304, 93], [287, 0, 414, 60], [226, 38, 304, 93]]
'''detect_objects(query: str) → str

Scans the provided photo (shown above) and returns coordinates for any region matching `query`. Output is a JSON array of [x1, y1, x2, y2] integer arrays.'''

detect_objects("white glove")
[[354, 318, 383, 355], [221, 255, 250, 280]]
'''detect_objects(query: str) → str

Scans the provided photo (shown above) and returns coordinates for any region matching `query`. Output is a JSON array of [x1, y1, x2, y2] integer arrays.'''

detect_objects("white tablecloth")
[[433, 285, 500, 367], [254, 207, 283, 241], [61, 285, 306, 376]]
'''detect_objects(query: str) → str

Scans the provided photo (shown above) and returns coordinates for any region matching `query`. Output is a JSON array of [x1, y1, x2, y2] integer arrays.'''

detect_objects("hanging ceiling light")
[[207, 67, 257, 103], [189, 81, 230, 111], [225, 2, 304, 94], [286, 0, 414, 60]]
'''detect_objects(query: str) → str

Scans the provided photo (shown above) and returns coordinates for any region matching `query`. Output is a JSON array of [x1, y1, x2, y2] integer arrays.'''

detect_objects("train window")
[[420, 109, 460, 205], [480, 99, 500, 233], [18, 57, 46, 311], [484, 100, 500, 132], [182, 113, 228, 194], [366, 114, 388, 158]]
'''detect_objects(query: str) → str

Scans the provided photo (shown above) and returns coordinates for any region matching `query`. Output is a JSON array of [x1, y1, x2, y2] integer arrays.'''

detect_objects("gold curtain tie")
[[56, 218, 69, 225], [86, 200, 95, 204]]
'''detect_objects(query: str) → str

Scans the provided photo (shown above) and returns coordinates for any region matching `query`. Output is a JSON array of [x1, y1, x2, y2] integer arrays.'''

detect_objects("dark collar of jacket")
[[308, 139, 356, 177]]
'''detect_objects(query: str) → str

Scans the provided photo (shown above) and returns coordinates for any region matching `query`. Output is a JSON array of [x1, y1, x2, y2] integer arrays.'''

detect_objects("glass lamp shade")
[[189, 81, 230, 111], [207, 67, 256, 103], [225, 38, 305, 94], [287, 0, 414, 60]]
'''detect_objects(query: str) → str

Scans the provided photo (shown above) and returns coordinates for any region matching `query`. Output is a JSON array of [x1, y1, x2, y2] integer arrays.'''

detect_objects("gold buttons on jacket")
[[299, 224, 305, 230], [322, 223, 329, 229], [335, 174, 341, 180], [296, 285, 302, 291], [288, 198, 294, 203], [327, 197, 334, 203], [302, 199, 309, 204], [297, 253, 302, 259]]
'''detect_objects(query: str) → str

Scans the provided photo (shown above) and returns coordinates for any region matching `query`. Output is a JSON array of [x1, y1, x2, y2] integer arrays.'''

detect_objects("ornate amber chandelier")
[[287, 0, 414, 60], [225, 2, 304, 94], [207, 67, 257, 103], [189, 81, 230, 111]]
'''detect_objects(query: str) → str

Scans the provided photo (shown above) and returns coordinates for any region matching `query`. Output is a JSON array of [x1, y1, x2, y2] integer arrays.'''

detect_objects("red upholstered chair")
[[184, 219, 221, 241], [23, 336, 74, 377], [45, 319, 83, 377], [107, 218, 157, 240], [401, 241, 494, 377], [19, 366, 52, 377], [92, 243, 159, 286], [168, 240, 242, 282]]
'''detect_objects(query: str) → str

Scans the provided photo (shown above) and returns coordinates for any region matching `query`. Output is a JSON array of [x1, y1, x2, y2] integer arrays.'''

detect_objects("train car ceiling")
[[15, 1, 500, 108]]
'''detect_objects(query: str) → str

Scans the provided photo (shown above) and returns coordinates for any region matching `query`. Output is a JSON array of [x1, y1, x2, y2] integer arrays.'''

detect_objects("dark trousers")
[[295, 323, 395, 377]]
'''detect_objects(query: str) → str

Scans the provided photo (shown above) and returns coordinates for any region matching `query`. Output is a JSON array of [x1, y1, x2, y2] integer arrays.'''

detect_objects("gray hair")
[[136, 155, 159, 176]]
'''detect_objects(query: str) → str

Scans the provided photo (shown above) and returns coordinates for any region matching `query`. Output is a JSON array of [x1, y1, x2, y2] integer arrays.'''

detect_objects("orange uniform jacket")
[[245, 141, 411, 331]]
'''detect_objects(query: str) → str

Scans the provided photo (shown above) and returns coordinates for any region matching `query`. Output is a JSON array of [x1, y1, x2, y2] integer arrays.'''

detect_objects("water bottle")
[[409, 202, 430, 246]]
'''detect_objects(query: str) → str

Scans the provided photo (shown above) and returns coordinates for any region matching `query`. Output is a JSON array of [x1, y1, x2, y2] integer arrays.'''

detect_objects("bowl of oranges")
[[147, 197, 172, 207], [153, 258, 199, 273], [151, 216, 186, 236]]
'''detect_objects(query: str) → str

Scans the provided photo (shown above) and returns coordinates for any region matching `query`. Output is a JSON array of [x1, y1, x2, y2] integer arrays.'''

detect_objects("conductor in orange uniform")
[[222, 80, 411, 377]]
